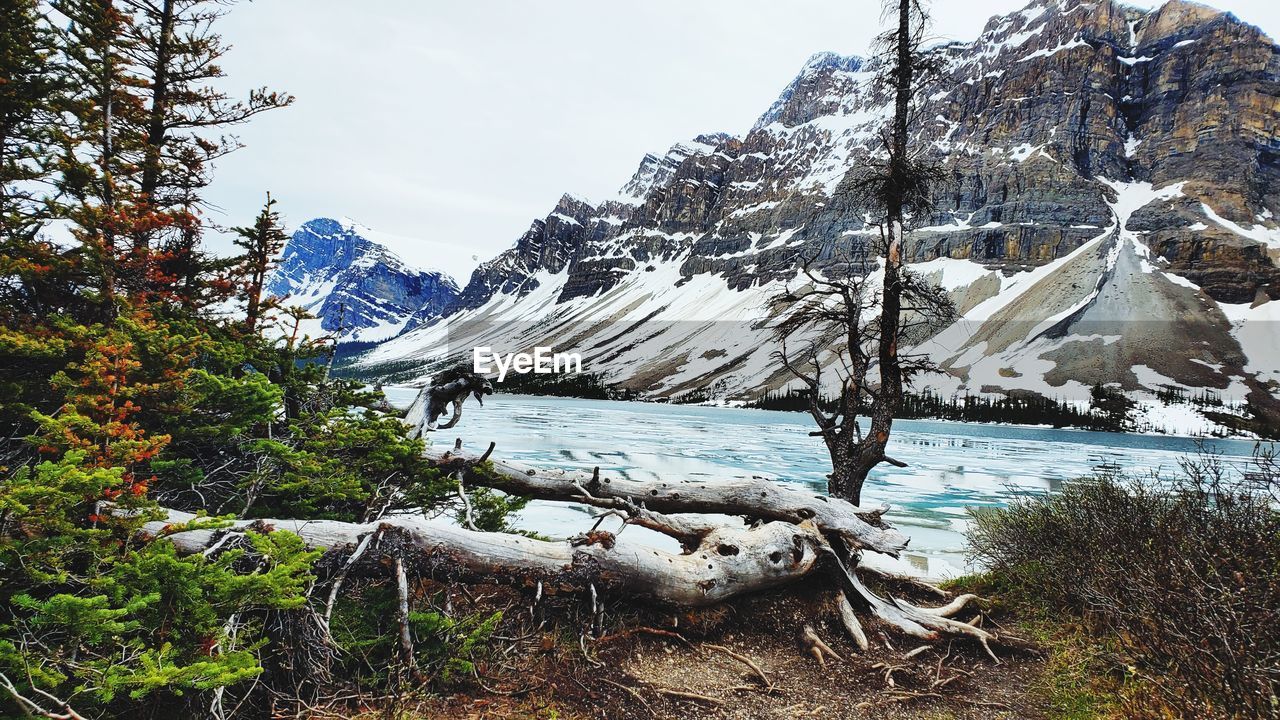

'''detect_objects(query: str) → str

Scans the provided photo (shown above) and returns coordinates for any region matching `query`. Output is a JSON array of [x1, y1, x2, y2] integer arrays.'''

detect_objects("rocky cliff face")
[[363, 0, 1280, 435], [267, 218, 459, 343]]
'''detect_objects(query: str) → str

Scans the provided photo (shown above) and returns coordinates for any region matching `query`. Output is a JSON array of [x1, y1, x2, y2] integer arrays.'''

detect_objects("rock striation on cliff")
[[362, 0, 1280, 435], [266, 218, 458, 343]]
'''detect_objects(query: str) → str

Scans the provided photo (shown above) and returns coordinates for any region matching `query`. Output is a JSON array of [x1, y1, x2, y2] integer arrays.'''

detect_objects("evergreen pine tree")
[[0, 3, 533, 717], [0, 0, 60, 241], [232, 193, 288, 333]]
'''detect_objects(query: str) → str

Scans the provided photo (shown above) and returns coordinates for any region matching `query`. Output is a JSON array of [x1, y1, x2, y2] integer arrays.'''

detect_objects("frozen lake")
[[384, 389, 1262, 578]]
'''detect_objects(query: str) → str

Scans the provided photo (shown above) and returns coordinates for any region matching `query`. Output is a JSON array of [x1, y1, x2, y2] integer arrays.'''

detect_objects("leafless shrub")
[[968, 445, 1280, 718]]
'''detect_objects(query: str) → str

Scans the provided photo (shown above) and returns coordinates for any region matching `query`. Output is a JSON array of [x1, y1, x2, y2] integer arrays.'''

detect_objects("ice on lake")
[[384, 389, 1262, 579]]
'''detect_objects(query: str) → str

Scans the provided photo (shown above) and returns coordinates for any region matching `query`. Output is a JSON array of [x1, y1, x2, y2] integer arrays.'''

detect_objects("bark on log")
[[826, 540, 999, 660], [141, 509, 825, 607], [126, 446, 1007, 653], [427, 445, 908, 556], [835, 590, 870, 652], [394, 555, 417, 668]]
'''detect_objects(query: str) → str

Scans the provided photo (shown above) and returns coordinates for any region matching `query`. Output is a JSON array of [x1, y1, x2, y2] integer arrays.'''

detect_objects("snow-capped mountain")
[[360, 0, 1280, 435], [266, 218, 459, 343]]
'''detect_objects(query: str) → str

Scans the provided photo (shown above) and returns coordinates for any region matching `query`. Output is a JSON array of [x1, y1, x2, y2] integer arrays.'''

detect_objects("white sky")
[[204, 0, 1280, 281]]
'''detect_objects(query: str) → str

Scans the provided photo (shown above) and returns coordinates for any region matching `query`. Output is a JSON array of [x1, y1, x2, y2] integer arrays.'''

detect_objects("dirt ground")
[[390, 577, 1053, 720]]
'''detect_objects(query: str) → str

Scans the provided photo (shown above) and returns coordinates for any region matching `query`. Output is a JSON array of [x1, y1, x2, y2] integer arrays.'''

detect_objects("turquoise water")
[[385, 389, 1262, 578]]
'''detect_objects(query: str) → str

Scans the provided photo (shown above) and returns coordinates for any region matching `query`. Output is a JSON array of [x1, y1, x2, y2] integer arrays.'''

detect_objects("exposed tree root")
[[802, 624, 844, 665], [321, 528, 379, 626], [858, 564, 951, 599], [705, 644, 773, 689], [595, 627, 692, 648], [655, 687, 724, 705], [835, 590, 870, 652], [822, 536, 1001, 660], [393, 554, 424, 681], [599, 677, 654, 716], [129, 440, 1022, 663]]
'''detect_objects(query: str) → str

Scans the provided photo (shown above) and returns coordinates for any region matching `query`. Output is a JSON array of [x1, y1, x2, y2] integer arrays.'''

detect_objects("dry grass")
[[298, 578, 1058, 719], [965, 448, 1280, 719]]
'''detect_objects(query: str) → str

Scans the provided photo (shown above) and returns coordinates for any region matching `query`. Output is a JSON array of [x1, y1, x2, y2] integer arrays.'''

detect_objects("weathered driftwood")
[[835, 590, 870, 652], [824, 537, 995, 659], [801, 624, 844, 666], [142, 509, 825, 607], [134, 441, 1007, 655], [425, 444, 908, 556]]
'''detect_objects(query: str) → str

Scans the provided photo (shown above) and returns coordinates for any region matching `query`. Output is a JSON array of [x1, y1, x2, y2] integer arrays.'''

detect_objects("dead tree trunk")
[[131, 440, 998, 653], [854, 0, 917, 507], [769, 0, 952, 509], [141, 506, 827, 607], [424, 443, 908, 555]]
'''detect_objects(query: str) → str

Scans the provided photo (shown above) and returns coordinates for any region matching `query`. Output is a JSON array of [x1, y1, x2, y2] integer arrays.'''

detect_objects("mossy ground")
[[307, 576, 1113, 720]]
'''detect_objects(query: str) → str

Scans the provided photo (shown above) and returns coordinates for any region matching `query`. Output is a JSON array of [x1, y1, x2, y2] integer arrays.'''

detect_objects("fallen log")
[[426, 443, 908, 556], [128, 442, 1011, 656], [141, 509, 825, 607]]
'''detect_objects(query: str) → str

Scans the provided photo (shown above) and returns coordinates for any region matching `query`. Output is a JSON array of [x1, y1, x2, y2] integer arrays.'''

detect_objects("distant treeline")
[[493, 371, 640, 400], [330, 340, 383, 365], [494, 374, 1141, 433], [746, 386, 1129, 431], [745, 384, 1271, 437], [1149, 386, 1277, 438], [1154, 385, 1229, 408], [331, 354, 427, 385]]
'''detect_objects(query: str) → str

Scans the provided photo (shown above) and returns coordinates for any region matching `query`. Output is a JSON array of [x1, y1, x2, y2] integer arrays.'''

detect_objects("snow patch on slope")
[[1201, 203, 1280, 249], [909, 257, 997, 291], [1219, 299, 1280, 385]]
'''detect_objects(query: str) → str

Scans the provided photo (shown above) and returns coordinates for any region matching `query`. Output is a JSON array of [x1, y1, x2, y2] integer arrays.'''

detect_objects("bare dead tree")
[[771, 0, 953, 507]]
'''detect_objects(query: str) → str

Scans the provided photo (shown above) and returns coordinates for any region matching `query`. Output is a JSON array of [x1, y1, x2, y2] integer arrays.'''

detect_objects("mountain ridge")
[[356, 0, 1280, 436], [266, 217, 459, 343]]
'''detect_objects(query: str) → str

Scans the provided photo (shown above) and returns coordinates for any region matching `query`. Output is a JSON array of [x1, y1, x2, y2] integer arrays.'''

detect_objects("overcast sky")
[[203, 0, 1280, 281]]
